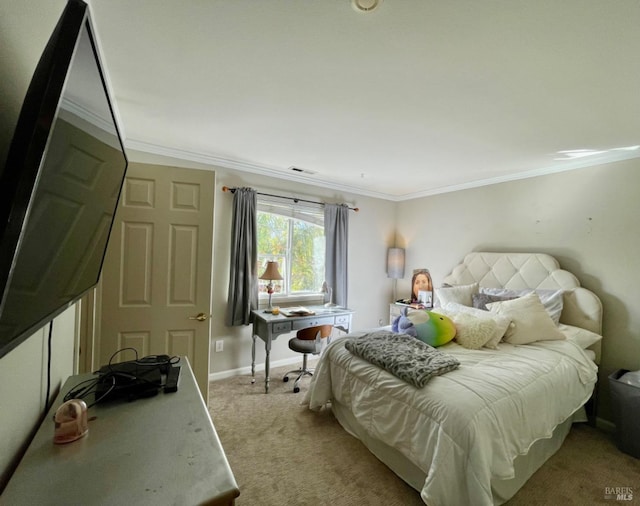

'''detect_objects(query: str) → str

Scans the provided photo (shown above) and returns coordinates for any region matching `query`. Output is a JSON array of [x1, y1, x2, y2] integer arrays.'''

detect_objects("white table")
[[251, 306, 354, 393], [3, 357, 239, 505]]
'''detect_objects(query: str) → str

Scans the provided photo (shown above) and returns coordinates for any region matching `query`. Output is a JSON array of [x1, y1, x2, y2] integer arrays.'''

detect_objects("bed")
[[304, 252, 602, 506]]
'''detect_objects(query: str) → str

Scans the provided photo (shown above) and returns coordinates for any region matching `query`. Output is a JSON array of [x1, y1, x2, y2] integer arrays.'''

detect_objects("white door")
[[98, 162, 214, 399]]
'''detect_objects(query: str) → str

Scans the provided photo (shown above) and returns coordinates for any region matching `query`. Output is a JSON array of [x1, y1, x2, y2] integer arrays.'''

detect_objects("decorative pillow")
[[434, 283, 479, 308], [450, 313, 498, 349], [480, 288, 564, 325], [486, 292, 565, 344], [392, 308, 456, 347], [433, 302, 511, 349], [392, 309, 416, 335], [472, 293, 516, 311], [558, 324, 602, 349]]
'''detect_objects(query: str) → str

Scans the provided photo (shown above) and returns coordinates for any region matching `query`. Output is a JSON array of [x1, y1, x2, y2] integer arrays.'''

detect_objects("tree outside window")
[[257, 204, 325, 299]]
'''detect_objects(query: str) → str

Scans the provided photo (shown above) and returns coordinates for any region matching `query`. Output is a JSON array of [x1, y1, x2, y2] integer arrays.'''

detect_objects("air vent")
[[289, 166, 317, 175]]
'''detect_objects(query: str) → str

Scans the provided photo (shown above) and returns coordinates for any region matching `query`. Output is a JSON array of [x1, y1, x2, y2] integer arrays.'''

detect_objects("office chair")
[[283, 324, 333, 393]]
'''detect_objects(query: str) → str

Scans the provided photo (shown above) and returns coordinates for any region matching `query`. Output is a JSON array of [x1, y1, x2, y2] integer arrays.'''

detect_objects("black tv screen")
[[0, 0, 128, 358]]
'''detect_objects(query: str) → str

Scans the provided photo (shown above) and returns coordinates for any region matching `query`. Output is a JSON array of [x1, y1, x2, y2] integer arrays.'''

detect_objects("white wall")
[[395, 159, 640, 422], [0, 307, 77, 490]]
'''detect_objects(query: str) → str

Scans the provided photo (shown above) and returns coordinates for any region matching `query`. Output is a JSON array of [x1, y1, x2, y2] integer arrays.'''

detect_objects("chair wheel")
[[283, 376, 289, 382], [293, 386, 300, 393]]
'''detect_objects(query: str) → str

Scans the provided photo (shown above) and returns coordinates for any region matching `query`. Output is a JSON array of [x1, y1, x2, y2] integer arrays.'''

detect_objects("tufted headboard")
[[441, 252, 603, 360]]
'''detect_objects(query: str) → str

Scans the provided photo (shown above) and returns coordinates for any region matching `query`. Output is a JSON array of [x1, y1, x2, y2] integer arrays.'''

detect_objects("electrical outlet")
[[215, 340, 224, 352]]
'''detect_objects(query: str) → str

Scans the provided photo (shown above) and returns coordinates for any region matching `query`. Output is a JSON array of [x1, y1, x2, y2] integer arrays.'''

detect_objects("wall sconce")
[[387, 248, 405, 279], [387, 247, 405, 301], [259, 261, 283, 312]]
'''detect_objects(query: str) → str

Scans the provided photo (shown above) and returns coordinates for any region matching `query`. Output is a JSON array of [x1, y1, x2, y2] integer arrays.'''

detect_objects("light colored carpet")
[[209, 365, 640, 505]]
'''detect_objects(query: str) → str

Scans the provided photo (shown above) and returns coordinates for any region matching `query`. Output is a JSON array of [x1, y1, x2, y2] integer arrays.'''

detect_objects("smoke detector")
[[351, 0, 382, 13]]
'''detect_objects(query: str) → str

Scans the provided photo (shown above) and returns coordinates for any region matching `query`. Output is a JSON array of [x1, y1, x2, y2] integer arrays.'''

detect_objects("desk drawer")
[[334, 315, 351, 326], [292, 316, 334, 330], [272, 321, 292, 333]]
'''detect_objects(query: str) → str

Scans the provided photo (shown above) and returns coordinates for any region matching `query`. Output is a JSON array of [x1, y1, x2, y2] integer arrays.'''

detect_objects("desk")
[[3, 357, 240, 505], [251, 306, 354, 393]]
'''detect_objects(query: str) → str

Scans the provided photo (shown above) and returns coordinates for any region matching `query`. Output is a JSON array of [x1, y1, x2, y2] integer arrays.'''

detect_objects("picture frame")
[[411, 268, 433, 308]]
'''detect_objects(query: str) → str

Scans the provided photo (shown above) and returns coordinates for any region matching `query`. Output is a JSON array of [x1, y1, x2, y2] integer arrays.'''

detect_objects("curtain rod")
[[221, 186, 360, 212]]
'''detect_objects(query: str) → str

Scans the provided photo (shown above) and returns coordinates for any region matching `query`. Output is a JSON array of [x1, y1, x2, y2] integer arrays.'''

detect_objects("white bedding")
[[305, 334, 598, 506]]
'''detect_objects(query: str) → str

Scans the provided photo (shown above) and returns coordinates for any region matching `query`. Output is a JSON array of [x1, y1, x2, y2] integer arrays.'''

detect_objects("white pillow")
[[434, 302, 511, 349], [434, 283, 479, 308], [450, 313, 498, 350], [558, 324, 602, 349], [487, 293, 565, 344], [480, 287, 564, 325]]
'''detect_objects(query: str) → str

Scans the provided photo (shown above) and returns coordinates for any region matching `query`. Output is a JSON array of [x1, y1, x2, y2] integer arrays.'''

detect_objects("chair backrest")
[[296, 324, 333, 341]]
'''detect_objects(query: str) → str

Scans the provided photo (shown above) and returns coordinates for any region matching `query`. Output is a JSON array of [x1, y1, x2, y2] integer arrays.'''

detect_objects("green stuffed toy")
[[392, 307, 456, 347]]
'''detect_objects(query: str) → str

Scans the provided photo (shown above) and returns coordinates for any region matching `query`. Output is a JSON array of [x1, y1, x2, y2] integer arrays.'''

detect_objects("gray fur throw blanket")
[[344, 330, 460, 388]]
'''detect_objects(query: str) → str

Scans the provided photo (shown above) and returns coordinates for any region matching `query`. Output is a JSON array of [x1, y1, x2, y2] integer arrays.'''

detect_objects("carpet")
[[209, 365, 640, 505]]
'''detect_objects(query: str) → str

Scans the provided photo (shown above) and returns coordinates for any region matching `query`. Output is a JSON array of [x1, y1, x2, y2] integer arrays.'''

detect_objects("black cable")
[[88, 375, 115, 408], [45, 320, 53, 412], [107, 347, 139, 370], [63, 375, 113, 408], [64, 377, 100, 402], [63, 348, 179, 408]]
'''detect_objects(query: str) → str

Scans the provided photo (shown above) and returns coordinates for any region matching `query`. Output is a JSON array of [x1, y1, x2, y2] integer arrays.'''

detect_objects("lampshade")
[[259, 261, 283, 281], [386, 248, 405, 279]]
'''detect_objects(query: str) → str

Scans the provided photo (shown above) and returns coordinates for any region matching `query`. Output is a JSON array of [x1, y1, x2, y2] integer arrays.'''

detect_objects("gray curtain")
[[324, 203, 349, 308], [225, 188, 258, 326]]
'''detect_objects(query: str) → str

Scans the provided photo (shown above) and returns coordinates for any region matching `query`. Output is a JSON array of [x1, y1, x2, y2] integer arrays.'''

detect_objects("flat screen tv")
[[0, 0, 128, 358]]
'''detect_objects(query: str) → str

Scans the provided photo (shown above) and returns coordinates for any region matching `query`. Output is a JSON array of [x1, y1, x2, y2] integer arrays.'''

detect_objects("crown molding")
[[398, 149, 640, 200], [123, 138, 640, 202], [124, 138, 395, 200]]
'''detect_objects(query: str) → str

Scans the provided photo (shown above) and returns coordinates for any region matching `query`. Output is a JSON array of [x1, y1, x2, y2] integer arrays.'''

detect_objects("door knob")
[[189, 312, 209, 322]]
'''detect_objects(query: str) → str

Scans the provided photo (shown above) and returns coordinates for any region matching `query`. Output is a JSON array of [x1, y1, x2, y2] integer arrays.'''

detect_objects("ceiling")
[[87, 0, 640, 201]]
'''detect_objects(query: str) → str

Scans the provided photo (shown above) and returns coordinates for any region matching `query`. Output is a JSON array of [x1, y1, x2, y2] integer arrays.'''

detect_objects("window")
[[257, 198, 325, 301]]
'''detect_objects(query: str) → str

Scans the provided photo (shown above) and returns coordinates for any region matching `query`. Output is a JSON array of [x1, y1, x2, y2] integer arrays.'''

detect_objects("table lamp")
[[387, 247, 405, 301], [259, 261, 283, 312]]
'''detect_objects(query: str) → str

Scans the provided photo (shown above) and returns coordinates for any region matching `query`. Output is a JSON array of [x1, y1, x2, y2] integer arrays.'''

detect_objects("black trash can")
[[608, 369, 640, 459]]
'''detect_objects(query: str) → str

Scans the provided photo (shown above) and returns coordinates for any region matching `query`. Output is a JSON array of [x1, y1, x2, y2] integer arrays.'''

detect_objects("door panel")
[[120, 222, 153, 305], [99, 163, 214, 398]]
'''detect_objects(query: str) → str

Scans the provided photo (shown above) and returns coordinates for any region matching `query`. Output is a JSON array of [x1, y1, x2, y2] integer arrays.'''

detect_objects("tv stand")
[[2, 357, 239, 505]]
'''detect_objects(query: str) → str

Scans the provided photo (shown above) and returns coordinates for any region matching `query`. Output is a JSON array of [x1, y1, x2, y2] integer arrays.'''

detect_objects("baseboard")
[[209, 356, 305, 382], [595, 417, 616, 433]]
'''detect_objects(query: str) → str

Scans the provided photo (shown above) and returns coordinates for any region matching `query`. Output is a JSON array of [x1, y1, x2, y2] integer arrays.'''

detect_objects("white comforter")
[[304, 333, 598, 506]]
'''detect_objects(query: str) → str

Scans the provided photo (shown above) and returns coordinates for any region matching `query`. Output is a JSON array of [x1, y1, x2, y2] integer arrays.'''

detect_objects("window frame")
[[257, 197, 325, 305]]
